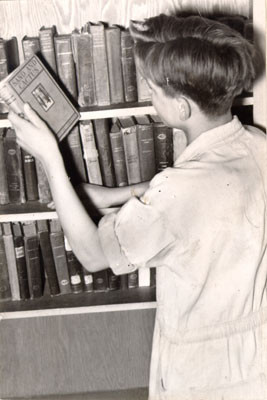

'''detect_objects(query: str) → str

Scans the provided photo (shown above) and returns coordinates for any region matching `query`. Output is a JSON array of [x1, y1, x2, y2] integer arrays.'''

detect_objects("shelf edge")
[[0, 301, 157, 320]]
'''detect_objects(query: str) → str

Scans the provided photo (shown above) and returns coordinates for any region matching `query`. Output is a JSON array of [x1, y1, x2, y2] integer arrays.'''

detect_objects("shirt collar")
[[174, 116, 244, 166]]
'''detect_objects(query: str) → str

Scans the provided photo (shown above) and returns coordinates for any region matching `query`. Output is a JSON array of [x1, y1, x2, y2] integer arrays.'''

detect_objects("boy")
[[9, 14, 267, 400]]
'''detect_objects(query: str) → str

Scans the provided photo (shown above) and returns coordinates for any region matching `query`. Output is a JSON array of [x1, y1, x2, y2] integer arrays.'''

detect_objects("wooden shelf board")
[[0, 96, 253, 128], [0, 201, 119, 222], [0, 286, 156, 319]]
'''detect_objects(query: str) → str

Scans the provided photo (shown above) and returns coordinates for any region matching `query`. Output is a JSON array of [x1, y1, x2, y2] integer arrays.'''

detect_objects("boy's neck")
[[184, 110, 233, 144]]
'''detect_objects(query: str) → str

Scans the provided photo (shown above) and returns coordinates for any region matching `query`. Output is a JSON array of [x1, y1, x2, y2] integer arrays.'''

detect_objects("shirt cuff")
[[98, 212, 137, 276]]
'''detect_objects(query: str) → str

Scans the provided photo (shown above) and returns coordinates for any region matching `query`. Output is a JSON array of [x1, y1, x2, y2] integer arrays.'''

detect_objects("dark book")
[[121, 29, 137, 103], [21, 149, 39, 201], [0, 128, 9, 205], [22, 221, 44, 299], [105, 25, 124, 104], [136, 68, 151, 103], [3, 128, 26, 204], [79, 120, 102, 185], [64, 236, 83, 294], [54, 34, 78, 103], [0, 55, 80, 142], [2, 222, 20, 300], [71, 25, 97, 107], [22, 36, 41, 60], [93, 119, 116, 187], [12, 222, 30, 300], [128, 271, 138, 289], [135, 115, 156, 182], [109, 120, 128, 187], [120, 274, 128, 290], [37, 219, 60, 296], [151, 115, 173, 172], [93, 269, 108, 292], [0, 36, 20, 113], [39, 26, 58, 75], [119, 117, 141, 184], [49, 219, 72, 295], [35, 159, 52, 204], [0, 224, 12, 301], [107, 268, 120, 291], [90, 22, 111, 106], [61, 125, 87, 185], [150, 267, 156, 288]]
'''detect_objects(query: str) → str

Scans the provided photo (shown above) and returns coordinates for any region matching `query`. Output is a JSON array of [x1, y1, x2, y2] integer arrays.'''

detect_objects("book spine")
[[121, 125, 141, 184], [121, 31, 137, 103], [137, 123, 156, 181], [21, 149, 39, 201], [79, 120, 102, 185], [22, 36, 41, 60], [61, 125, 87, 185], [91, 24, 111, 106], [0, 39, 9, 113], [24, 236, 43, 298], [50, 232, 72, 294], [0, 232, 12, 300], [3, 129, 26, 204], [3, 224, 20, 300], [35, 159, 53, 203], [120, 274, 128, 290], [93, 269, 108, 292], [150, 267, 156, 287], [138, 268, 150, 287], [105, 27, 124, 104], [6, 37, 20, 72], [82, 267, 93, 292], [0, 129, 9, 204], [38, 231, 60, 296], [71, 32, 97, 107], [107, 268, 120, 291], [13, 235, 31, 300], [39, 27, 58, 74], [54, 34, 78, 102], [153, 125, 173, 172], [109, 124, 128, 187], [93, 119, 116, 187], [65, 251, 83, 294], [128, 271, 138, 289]]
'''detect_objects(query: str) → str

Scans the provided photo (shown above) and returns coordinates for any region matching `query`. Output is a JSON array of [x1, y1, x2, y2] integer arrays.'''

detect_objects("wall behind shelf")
[[0, 0, 252, 61]]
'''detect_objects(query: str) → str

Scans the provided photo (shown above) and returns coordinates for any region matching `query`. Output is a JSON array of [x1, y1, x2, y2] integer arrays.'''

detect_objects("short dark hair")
[[130, 14, 257, 117]]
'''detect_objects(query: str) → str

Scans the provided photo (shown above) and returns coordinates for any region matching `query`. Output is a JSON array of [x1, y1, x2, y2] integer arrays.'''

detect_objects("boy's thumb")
[[23, 103, 45, 128]]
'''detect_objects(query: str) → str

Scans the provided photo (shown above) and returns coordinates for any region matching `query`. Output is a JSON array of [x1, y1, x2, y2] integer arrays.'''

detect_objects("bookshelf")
[[0, 0, 265, 398]]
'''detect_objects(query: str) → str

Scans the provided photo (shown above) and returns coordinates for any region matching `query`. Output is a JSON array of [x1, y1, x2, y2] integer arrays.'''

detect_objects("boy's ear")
[[176, 97, 191, 121]]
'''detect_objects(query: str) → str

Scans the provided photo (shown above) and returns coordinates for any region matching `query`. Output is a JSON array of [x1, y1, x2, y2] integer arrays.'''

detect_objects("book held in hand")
[[0, 54, 80, 141]]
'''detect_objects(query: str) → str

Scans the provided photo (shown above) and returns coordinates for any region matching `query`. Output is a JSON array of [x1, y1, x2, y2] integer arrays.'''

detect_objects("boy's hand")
[[8, 103, 58, 165]]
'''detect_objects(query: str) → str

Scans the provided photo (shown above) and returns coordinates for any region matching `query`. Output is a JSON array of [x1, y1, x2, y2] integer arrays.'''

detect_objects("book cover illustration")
[[0, 54, 80, 141]]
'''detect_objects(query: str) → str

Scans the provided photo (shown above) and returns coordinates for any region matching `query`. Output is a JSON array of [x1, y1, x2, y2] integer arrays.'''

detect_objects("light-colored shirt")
[[99, 116, 267, 399]]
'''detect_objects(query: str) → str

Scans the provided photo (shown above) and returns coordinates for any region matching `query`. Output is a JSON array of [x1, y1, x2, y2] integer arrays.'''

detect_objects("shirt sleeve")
[[98, 197, 176, 275]]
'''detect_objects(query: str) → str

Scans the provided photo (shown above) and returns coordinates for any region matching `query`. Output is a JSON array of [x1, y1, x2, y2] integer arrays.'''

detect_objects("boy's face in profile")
[[146, 78, 178, 128]]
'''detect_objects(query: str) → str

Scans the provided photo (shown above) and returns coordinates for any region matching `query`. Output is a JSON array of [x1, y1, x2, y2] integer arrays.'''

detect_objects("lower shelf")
[[0, 286, 156, 318]]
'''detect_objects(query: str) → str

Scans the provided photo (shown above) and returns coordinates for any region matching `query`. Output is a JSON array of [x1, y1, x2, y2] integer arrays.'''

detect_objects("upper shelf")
[[0, 95, 253, 128]]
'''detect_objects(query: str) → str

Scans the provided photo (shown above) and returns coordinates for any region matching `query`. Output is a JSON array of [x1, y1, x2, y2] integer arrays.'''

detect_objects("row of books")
[[0, 218, 156, 302], [0, 22, 151, 113], [0, 115, 187, 205], [0, 15, 253, 114]]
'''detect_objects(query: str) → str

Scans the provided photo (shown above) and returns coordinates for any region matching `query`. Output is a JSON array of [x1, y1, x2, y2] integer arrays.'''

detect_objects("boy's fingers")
[[8, 110, 30, 130], [23, 103, 45, 128]]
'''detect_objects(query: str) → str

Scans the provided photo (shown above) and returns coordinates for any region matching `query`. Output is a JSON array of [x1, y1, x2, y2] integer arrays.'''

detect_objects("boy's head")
[[130, 14, 257, 117]]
